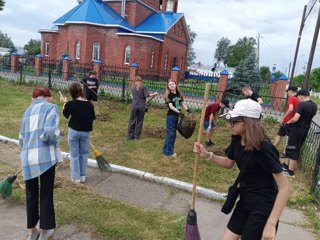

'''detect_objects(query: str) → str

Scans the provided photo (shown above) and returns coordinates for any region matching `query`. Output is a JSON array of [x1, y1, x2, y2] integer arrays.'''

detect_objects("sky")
[[0, 0, 319, 76]]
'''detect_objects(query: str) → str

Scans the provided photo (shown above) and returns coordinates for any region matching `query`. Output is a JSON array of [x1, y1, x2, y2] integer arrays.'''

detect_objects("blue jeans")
[[162, 114, 178, 156], [68, 128, 90, 181]]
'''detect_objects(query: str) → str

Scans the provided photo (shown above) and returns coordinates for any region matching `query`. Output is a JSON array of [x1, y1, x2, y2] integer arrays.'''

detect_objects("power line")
[[260, 37, 290, 62]]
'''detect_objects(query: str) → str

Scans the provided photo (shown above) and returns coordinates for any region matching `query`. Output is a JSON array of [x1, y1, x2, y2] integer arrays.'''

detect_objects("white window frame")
[[92, 42, 100, 61], [150, 50, 154, 68], [124, 45, 131, 65], [164, 53, 168, 69], [75, 41, 80, 60], [45, 42, 49, 56]]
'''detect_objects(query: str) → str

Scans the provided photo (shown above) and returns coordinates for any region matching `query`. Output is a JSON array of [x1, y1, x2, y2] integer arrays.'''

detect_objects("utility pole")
[[256, 33, 261, 69], [290, 5, 307, 84], [304, 5, 320, 89]]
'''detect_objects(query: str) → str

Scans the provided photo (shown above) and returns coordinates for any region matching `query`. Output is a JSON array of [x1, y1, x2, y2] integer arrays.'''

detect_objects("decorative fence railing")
[[1, 56, 320, 204]]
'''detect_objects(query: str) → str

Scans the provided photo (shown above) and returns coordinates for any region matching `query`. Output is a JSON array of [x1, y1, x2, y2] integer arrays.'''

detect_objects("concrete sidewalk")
[[0, 139, 316, 240]]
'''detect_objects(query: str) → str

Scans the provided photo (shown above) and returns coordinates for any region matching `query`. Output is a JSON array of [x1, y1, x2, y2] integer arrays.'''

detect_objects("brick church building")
[[39, 0, 190, 74]]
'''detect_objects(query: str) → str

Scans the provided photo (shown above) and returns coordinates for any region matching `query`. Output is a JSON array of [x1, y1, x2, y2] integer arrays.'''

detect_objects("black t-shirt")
[[292, 100, 317, 129], [166, 92, 183, 116], [63, 100, 96, 131], [247, 92, 260, 102], [82, 76, 99, 97], [225, 136, 283, 213]]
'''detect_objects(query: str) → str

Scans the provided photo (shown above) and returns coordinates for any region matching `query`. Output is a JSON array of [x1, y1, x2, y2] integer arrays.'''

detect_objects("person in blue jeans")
[[162, 79, 188, 157], [60, 82, 96, 183]]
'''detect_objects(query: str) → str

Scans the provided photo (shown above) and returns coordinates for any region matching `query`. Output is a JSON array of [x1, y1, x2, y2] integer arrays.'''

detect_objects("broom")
[[185, 83, 210, 240], [89, 141, 112, 172], [0, 168, 22, 198]]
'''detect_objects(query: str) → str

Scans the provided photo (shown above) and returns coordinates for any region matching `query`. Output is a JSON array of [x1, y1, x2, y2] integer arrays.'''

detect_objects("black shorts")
[[86, 93, 98, 102], [286, 128, 309, 160], [277, 124, 291, 137], [227, 202, 278, 240]]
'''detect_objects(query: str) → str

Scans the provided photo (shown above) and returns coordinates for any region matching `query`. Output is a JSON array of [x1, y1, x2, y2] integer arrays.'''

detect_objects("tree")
[[224, 37, 257, 67], [214, 37, 231, 66], [0, 31, 15, 50], [0, 0, 5, 11], [227, 52, 261, 96], [310, 67, 320, 91], [24, 39, 41, 55], [292, 74, 305, 88], [260, 66, 271, 83], [187, 25, 197, 67]]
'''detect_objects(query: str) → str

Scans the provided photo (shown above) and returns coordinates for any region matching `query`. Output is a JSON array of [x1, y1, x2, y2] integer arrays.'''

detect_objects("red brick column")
[[216, 70, 229, 102], [62, 56, 71, 80], [170, 66, 180, 84], [35, 54, 43, 76], [272, 75, 288, 112], [129, 62, 139, 88], [11, 53, 19, 73], [93, 60, 102, 80]]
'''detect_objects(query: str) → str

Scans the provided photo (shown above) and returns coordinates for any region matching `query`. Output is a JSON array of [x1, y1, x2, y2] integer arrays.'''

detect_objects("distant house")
[[39, 0, 189, 74], [0, 47, 10, 56]]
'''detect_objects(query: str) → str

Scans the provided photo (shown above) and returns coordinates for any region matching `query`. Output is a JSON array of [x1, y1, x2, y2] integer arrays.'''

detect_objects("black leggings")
[[25, 165, 56, 230]]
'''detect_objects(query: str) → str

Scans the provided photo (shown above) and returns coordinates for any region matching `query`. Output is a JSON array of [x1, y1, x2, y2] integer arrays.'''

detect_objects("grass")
[[0, 78, 319, 238]]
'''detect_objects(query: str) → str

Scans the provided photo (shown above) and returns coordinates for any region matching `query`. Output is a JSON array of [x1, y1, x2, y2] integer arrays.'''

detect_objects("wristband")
[[206, 152, 213, 161]]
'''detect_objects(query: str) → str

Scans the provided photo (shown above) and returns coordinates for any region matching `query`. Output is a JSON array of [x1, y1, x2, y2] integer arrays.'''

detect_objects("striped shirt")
[[19, 98, 62, 180]]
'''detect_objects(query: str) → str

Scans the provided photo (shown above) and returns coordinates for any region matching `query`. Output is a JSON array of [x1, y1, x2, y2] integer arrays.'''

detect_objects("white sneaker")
[[39, 229, 54, 240], [80, 176, 86, 183], [71, 179, 80, 183], [170, 153, 177, 157]]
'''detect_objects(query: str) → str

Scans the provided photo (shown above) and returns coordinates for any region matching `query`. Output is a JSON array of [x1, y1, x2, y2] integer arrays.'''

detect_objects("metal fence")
[[0, 59, 320, 204]]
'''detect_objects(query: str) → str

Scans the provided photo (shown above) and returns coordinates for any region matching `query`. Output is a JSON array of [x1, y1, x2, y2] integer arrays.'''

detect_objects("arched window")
[[172, 57, 177, 68], [124, 45, 131, 65], [75, 41, 80, 60], [150, 50, 155, 68], [92, 42, 100, 61], [164, 53, 168, 70], [45, 42, 49, 56]]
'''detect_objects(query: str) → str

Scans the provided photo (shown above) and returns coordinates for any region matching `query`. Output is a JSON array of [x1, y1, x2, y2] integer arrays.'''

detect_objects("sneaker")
[[80, 176, 86, 183], [282, 162, 289, 170], [71, 179, 80, 183], [27, 229, 40, 240], [170, 153, 177, 157], [39, 229, 55, 240], [284, 169, 295, 177]]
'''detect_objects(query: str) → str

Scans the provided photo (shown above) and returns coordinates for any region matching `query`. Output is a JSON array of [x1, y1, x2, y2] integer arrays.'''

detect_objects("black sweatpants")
[[127, 104, 146, 140], [25, 165, 56, 230]]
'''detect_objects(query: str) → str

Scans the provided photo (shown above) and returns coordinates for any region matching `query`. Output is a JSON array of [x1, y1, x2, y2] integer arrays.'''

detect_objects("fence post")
[[11, 53, 19, 73], [62, 56, 71, 80], [35, 54, 43, 77], [271, 75, 288, 112], [216, 70, 229, 102], [93, 60, 102, 80], [170, 66, 180, 83]]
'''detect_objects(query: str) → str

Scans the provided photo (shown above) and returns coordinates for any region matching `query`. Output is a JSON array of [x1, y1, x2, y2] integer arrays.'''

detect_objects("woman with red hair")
[[19, 87, 62, 240]]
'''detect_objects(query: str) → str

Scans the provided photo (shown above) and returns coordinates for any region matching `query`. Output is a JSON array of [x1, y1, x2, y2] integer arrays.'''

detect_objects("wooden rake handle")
[[191, 83, 211, 210]]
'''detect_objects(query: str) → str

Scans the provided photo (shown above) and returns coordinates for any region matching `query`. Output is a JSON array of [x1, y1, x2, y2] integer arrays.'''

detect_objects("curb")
[[0, 135, 226, 200]]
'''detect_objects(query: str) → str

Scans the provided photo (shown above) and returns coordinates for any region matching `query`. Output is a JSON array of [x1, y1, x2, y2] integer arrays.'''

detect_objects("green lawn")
[[0, 78, 319, 239]]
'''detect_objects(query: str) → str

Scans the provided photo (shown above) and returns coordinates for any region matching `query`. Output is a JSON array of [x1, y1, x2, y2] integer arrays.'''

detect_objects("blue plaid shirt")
[[19, 98, 62, 180]]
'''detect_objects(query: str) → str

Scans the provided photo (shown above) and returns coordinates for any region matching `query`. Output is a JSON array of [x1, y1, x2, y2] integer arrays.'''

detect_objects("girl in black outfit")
[[194, 99, 290, 240], [60, 82, 96, 183]]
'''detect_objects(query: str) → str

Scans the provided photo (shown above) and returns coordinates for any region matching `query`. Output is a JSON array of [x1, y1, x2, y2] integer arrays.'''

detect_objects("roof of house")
[[51, 0, 187, 42]]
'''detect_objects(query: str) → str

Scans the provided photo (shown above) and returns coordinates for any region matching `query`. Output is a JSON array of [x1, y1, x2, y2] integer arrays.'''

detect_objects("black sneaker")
[[209, 139, 215, 145], [282, 162, 289, 170], [284, 169, 295, 177]]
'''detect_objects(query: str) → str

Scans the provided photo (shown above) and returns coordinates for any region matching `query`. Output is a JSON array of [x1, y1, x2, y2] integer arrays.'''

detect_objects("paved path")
[[0, 140, 316, 240]]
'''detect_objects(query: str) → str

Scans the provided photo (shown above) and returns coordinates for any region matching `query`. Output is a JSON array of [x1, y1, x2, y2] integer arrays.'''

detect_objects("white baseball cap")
[[220, 99, 262, 121]]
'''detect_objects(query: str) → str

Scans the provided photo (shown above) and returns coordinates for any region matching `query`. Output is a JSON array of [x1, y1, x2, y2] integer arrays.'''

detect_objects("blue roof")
[[54, 0, 133, 31], [52, 0, 186, 41], [135, 12, 184, 33]]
